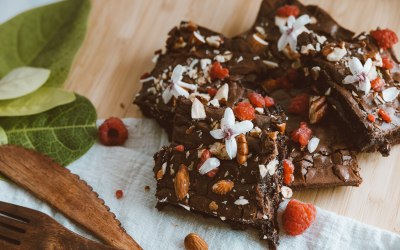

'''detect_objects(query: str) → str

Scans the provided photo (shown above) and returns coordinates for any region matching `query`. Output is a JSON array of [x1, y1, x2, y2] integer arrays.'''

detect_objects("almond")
[[309, 96, 328, 124], [212, 180, 234, 195], [276, 123, 286, 134], [174, 164, 190, 201], [156, 169, 164, 180], [184, 233, 208, 250], [209, 201, 219, 211]]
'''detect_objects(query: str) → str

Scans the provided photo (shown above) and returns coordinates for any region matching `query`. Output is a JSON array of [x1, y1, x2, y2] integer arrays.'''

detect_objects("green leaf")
[[0, 87, 76, 117], [0, 67, 50, 100], [0, 126, 7, 145], [0, 0, 90, 87], [0, 95, 97, 166]]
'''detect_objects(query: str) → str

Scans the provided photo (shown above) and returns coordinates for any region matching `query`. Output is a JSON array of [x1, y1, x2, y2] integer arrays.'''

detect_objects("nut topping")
[[309, 96, 328, 124], [174, 164, 190, 201], [184, 233, 208, 250], [236, 134, 249, 164], [212, 180, 234, 195]]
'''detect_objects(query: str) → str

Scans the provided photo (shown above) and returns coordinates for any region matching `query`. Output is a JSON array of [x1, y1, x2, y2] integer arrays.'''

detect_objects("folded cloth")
[[0, 118, 399, 249]]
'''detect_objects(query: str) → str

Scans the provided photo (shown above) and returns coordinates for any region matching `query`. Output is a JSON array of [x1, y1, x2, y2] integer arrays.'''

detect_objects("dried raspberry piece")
[[115, 190, 123, 199], [276, 5, 300, 17], [287, 69, 299, 83], [291, 122, 312, 148], [197, 149, 218, 178], [233, 102, 256, 121], [283, 160, 295, 185], [367, 114, 376, 123], [98, 117, 128, 146], [264, 96, 275, 107], [207, 87, 218, 97], [371, 77, 385, 92], [288, 94, 309, 116], [175, 145, 184, 152], [140, 72, 150, 80], [283, 199, 317, 236], [382, 56, 394, 70], [378, 109, 392, 123], [210, 61, 229, 80], [277, 76, 292, 89], [248, 92, 265, 108], [370, 29, 398, 50]]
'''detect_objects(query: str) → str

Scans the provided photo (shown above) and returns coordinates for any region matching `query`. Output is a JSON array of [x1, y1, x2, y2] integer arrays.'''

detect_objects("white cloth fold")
[[0, 118, 399, 250]]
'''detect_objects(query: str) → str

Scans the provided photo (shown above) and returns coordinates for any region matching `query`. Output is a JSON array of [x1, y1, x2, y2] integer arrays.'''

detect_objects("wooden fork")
[[0, 201, 119, 250]]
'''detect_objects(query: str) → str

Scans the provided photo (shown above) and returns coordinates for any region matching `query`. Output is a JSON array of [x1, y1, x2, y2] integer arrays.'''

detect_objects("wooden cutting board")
[[64, 0, 400, 233]]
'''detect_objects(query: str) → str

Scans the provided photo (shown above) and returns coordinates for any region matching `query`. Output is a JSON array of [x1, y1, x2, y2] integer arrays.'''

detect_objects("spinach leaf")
[[0, 0, 90, 87], [0, 95, 97, 166]]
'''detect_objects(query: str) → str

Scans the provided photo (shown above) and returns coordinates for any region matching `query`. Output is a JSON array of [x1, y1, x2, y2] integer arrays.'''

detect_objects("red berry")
[[264, 96, 275, 107], [283, 199, 317, 236], [288, 94, 309, 116], [98, 117, 128, 146], [370, 29, 398, 50], [248, 92, 265, 108], [115, 190, 123, 199], [371, 77, 385, 92], [175, 145, 184, 152], [233, 102, 256, 121], [382, 56, 394, 70], [367, 114, 376, 123], [291, 122, 312, 148], [210, 61, 229, 80], [276, 76, 292, 89], [378, 109, 392, 123], [140, 72, 150, 80], [207, 87, 218, 97], [197, 149, 218, 178], [276, 5, 300, 18], [283, 160, 295, 185]]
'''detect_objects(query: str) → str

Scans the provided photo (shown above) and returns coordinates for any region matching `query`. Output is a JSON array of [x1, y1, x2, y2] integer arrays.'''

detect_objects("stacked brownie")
[[134, 0, 399, 247]]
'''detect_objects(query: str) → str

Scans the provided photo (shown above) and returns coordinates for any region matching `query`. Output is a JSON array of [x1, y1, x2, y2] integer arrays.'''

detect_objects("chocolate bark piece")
[[134, 22, 267, 136], [270, 89, 362, 189], [298, 32, 400, 156]]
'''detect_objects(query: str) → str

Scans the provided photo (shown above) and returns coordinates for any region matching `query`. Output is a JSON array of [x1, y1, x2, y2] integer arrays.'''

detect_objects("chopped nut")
[[206, 35, 223, 48], [212, 180, 234, 195], [173, 36, 187, 49], [209, 201, 219, 211], [236, 134, 249, 164], [249, 33, 268, 53], [276, 123, 286, 134], [309, 96, 328, 124], [209, 142, 230, 160]]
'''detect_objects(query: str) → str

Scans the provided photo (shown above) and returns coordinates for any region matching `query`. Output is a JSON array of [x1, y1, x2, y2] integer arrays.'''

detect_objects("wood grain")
[[64, 0, 400, 233], [0, 145, 142, 250]]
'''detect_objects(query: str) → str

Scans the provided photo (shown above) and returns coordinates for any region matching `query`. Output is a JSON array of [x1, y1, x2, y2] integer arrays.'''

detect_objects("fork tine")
[[0, 201, 32, 223], [0, 213, 28, 233], [0, 224, 24, 246]]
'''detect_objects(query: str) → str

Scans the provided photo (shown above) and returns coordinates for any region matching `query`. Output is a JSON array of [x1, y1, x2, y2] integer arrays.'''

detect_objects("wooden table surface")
[[64, 0, 400, 233]]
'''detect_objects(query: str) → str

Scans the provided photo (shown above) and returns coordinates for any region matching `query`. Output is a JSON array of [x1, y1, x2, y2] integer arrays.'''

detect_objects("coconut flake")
[[220, 216, 226, 221], [281, 186, 293, 199], [206, 35, 222, 48], [191, 98, 206, 119], [255, 107, 264, 114], [263, 60, 279, 69], [382, 87, 400, 102], [307, 137, 320, 153], [234, 196, 249, 205], [214, 83, 229, 101], [178, 203, 191, 211], [193, 31, 205, 43], [208, 99, 220, 107], [327, 47, 347, 61], [259, 165, 268, 178], [253, 33, 268, 46], [198, 157, 220, 175], [200, 58, 212, 71], [266, 159, 278, 175]]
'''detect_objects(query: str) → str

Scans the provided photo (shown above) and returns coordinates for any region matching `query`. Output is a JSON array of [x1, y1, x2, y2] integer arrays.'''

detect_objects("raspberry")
[[233, 102, 256, 121], [382, 56, 394, 70], [175, 145, 184, 152], [283, 160, 295, 185], [283, 199, 317, 236], [210, 61, 229, 80], [367, 114, 376, 123], [371, 77, 385, 92], [288, 94, 309, 116], [115, 190, 123, 199], [264, 96, 275, 107], [207, 87, 218, 97], [291, 122, 312, 148], [197, 149, 218, 178], [370, 29, 398, 50], [98, 117, 128, 146], [248, 92, 265, 108], [378, 109, 391, 123], [276, 5, 300, 17]]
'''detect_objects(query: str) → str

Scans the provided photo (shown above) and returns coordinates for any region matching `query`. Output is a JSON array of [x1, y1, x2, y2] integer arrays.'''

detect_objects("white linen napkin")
[[0, 118, 399, 250]]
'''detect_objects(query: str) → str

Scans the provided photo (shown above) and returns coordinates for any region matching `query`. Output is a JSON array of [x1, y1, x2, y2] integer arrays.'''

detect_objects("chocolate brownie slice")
[[134, 22, 266, 136], [154, 97, 288, 248], [270, 88, 362, 189], [298, 31, 400, 156]]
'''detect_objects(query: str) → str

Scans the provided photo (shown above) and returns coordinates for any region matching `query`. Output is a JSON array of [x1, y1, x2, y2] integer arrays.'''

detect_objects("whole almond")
[[184, 233, 208, 250], [174, 164, 190, 201], [212, 180, 234, 195]]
